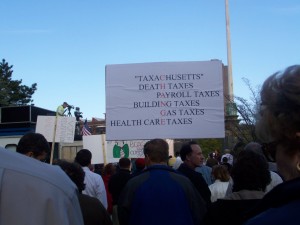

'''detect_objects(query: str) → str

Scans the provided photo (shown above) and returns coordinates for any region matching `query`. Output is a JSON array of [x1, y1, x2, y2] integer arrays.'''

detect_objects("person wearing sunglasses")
[[245, 65, 300, 225]]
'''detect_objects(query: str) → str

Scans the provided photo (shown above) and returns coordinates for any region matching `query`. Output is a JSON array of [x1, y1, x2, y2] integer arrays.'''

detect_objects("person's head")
[[63, 102, 69, 108], [118, 157, 131, 170], [244, 142, 263, 154], [212, 165, 230, 182], [102, 163, 116, 176], [143, 139, 169, 166], [167, 157, 176, 167], [180, 141, 204, 169], [222, 156, 228, 163], [16, 132, 50, 162], [135, 158, 145, 170], [256, 65, 300, 181], [244, 142, 269, 162], [208, 152, 215, 159], [75, 149, 92, 167], [206, 156, 219, 168], [54, 160, 86, 193], [231, 150, 271, 192]]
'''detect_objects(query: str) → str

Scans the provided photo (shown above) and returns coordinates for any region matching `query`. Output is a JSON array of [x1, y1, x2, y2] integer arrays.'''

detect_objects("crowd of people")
[[0, 64, 300, 225]]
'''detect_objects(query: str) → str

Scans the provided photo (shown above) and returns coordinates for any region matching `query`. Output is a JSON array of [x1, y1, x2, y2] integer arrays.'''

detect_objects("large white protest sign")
[[106, 60, 225, 140], [36, 116, 76, 143]]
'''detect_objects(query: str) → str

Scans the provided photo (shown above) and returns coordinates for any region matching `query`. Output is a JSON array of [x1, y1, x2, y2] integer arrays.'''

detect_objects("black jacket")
[[204, 199, 260, 225], [177, 163, 211, 205], [79, 194, 112, 225], [108, 169, 131, 205]]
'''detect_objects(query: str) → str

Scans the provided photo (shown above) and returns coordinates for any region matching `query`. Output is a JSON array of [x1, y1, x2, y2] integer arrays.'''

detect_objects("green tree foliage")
[[0, 59, 37, 106], [196, 138, 223, 158]]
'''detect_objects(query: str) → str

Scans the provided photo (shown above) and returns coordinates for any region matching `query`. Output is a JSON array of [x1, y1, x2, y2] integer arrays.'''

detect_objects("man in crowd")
[[16, 132, 50, 162], [118, 139, 206, 225], [221, 149, 234, 165], [178, 141, 212, 205], [109, 157, 132, 225], [0, 147, 84, 224], [75, 149, 108, 209]]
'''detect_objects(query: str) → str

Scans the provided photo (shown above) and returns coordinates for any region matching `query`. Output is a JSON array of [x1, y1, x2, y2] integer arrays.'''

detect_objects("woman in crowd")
[[102, 163, 117, 216], [55, 160, 112, 225], [209, 165, 230, 202], [203, 150, 271, 225], [245, 65, 300, 224]]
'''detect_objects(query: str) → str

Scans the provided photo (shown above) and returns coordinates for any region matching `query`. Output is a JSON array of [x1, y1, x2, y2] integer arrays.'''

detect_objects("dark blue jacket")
[[245, 177, 300, 225], [118, 165, 206, 225]]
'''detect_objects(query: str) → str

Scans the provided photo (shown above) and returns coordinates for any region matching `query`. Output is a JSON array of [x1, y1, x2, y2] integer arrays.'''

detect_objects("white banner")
[[36, 116, 76, 143], [83, 135, 106, 164], [106, 140, 149, 159], [83, 136, 147, 164], [82, 136, 174, 163], [105, 61, 225, 140]]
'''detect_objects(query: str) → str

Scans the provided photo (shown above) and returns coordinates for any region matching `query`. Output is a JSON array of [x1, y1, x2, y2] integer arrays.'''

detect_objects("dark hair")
[[119, 158, 131, 168], [206, 158, 219, 168], [244, 142, 269, 160], [222, 156, 228, 163], [54, 160, 86, 193], [180, 141, 198, 161], [75, 149, 92, 167], [143, 139, 169, 163], [102, 163, 116, 176], [231, 150, 271, 192], [17, 132, 50, 157]]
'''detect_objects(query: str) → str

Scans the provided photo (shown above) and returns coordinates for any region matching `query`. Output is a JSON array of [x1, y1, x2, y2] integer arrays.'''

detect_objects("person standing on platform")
[[56, 101, 69, 116]]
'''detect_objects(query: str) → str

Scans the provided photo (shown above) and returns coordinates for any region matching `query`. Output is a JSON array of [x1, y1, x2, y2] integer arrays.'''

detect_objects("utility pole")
[[224, 0, 238, 151], [225, 0, 234, 102]]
